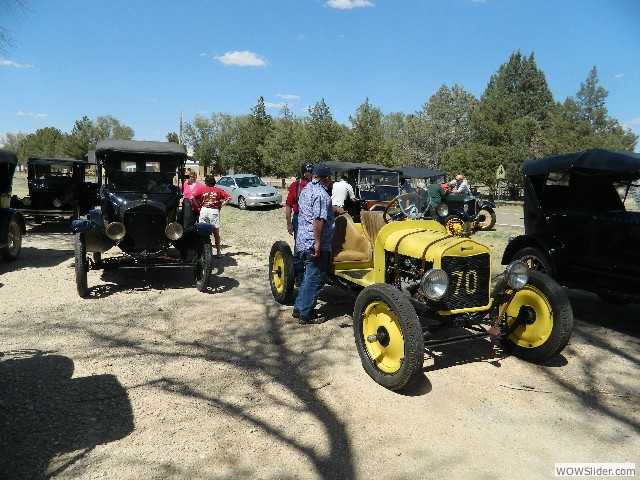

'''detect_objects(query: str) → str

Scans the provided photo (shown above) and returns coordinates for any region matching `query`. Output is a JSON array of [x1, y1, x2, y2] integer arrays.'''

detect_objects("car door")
[[217, 177, 237, 205]]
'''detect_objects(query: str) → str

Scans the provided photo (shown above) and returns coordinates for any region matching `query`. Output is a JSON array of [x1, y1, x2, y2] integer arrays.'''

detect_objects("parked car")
[[502, 148, 640, 304], [399, 167, 496, 235], [216, 174, 282, 210], [11, 156, 99, 221], [71, 140, 216, 296], [324, 161, 402, 220], [269, 202, 573, 390], [0, 149, 26, 262]]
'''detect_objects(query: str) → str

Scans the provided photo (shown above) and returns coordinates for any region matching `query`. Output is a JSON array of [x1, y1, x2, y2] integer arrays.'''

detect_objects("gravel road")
[[1, 203, 638, 479]]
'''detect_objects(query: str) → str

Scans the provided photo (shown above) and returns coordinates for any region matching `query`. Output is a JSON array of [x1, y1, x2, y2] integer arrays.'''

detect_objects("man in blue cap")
[[292, 163, 335, 325]]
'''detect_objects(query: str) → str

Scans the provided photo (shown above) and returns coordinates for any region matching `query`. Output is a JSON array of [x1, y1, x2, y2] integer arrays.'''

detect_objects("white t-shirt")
[[331, 179, 356, 207]]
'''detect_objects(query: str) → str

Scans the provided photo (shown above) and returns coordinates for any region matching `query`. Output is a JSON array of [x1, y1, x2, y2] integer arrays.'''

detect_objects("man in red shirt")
[[285, 162, 314, 285], [192, 175, 231, 258]]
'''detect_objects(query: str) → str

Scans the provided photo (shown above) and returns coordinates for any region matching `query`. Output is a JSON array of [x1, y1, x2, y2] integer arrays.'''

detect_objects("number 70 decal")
[[450, 270, 478, 295]]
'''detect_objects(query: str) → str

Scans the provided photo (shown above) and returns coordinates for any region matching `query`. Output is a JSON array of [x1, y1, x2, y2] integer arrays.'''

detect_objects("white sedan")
[[216, 174, 282, 210]]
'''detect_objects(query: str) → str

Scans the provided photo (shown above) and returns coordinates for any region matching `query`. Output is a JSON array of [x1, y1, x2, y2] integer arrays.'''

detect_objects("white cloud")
[[614, 73, 624, 79], [16, 111, 48, 118], [214, 51, 267, 67], [277, 94, 300, 100], [1, 59, 33, 68], [325, 0, 374, 10], [628, 118, 640, 125], [265, 102, 286, 109]]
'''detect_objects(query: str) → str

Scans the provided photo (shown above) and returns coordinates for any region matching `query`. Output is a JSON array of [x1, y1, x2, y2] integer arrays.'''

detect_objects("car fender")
[[501, 233, 569, 277], [446, 207, 472, 221], [477, 200, 495, 210], [0, 209, 26, 243], [195, 222, 214, 237]]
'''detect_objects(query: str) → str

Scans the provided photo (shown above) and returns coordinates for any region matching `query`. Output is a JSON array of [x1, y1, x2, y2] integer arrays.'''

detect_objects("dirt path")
[[0, 205, 638, 479]]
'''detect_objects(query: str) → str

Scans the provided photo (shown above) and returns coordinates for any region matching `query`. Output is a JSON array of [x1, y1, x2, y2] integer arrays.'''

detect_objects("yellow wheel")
[[269, 241, 295, 304], [354, 284, 424, 390], [444, 215, 470, 236], [497, 270, 573, 362]]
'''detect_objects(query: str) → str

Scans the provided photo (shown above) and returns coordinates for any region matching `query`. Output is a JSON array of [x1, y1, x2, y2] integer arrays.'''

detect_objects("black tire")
[[597, 292, 632, 306], [269, 241, 295, 304], [74, 233, 89, 297], [444, 214, 470, 236], [182, 198, 196, 227], [72, 204, 81, 220], [512, 246, 554, 277], [475, 207, 496, 231], [0, 219, 22, 262], [195, 239, 213, 292], [238, 196, 247, 210], [496, 270, 573, 363], [353, 284, 424, 391]]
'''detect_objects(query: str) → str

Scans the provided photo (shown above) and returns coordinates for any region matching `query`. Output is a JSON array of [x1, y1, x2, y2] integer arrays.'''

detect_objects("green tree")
[[95, 115, 134, 141], [182, 113, 236, 174], [63, 115, 134, 159], [0, 132, 27, 164], [381, 112, 405, 166], [302, 99, 343, 165], [347, 98, 389, 165], [263, 104, 304, 177], [166, 132, 180, 144], [17, 127, 67, 163]]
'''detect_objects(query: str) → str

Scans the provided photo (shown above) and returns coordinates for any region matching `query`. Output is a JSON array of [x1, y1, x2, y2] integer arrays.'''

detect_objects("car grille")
[[121, 205, 167, 251], [260, 193, 275, 197], [440, 253, 490, 310]]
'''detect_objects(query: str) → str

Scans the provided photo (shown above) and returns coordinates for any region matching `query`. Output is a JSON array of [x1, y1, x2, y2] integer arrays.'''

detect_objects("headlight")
[[248, 192, 260, 198], [52, 198, 63, 207], [505, 260, 529, 291], [106, 222, 126, 241], [23, 196, 32, 206], [419, 268, 449, 300], [436, 203, 448, 218], [165, 222, 184, 240]]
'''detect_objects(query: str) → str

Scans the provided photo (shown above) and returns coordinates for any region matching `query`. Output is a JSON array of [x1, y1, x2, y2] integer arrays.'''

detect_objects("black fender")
[[477, 200, 495, 211], [0, 208, 26, 243], [71, 210, 116, 253], [501, 234, 570, 279], [194, 222, 214, 237], [446, 208, 472, 221]]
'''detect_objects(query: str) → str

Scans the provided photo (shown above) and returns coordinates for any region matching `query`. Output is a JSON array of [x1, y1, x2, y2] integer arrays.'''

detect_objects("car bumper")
[[245, 194, 282, 207]]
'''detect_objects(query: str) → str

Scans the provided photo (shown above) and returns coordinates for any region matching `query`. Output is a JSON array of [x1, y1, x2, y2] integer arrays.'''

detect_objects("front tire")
[[182, 198, 196, 227], [195, 239, 213, 292], [269, 241, 295, 304], [0, 219, 22, 261], [475, 207, 496, 231], [497, 270, 573, 362], [238, 196, 247, 210], [74, 233, 89, 297], [353, 284, 424, 391]]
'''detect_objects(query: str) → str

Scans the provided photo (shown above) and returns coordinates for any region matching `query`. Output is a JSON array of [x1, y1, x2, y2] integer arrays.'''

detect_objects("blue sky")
[[1, 0, 639, 149]]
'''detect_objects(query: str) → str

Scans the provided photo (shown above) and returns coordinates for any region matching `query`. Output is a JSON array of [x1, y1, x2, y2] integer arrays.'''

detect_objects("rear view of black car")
[[502, 148, 640, 304], [71, 140, 215, 296]]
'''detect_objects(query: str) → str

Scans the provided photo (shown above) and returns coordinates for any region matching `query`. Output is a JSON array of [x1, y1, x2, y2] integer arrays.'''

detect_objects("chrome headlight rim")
[[436, 203, 448, 218], [165, 222, 184, 241], [22, 196, 32, 206], [419, 268, 449, 301], [105, 221, 126, 241], [505, 260, 529, 291]]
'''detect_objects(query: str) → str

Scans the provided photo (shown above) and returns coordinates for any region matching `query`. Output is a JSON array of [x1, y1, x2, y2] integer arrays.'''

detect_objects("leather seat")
[[332, 213, 372, 263], [359, 210, 386, 248]]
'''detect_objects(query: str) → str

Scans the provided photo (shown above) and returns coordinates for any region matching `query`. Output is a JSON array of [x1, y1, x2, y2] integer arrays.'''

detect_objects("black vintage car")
[[0, 149, 26, 262], [502, 148, 640, 304], [324, 161, 402, 220], [11, 157, 99, 220], [71, 140, 215, 296]]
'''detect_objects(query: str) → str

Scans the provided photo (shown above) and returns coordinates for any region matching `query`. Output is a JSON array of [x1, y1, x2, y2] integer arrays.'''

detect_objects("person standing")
[[331, 174, 357, 215], [424, 179, 447, 220], [285, 162, 314, 285], [182, 170, 205, 216], [192, 175, 230, 258], [292, 164, 335, 325]]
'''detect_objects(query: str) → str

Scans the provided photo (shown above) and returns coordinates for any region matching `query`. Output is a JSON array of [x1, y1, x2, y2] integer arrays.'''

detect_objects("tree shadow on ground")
[[0, 350, 134, 479]]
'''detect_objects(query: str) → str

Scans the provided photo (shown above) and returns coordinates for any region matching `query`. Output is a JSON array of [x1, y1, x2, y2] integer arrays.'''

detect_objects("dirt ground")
[[1, 193, 639, 479]]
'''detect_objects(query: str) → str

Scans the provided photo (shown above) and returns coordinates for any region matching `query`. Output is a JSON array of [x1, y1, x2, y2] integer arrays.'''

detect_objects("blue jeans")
[[294, 248, 330, 319], [292, 213, 304, 276]]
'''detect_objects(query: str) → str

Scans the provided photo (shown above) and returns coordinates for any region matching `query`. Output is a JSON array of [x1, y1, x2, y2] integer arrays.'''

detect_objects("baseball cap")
[[313, 163, 332, 178]]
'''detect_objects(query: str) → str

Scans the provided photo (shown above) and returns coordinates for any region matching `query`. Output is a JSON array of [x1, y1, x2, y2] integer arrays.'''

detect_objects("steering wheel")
[[382, 193, 422, 223]]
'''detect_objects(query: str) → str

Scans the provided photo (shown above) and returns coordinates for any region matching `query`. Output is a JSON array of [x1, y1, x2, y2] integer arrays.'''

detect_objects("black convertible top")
[[323, 161, 400, 174], [398, 166, 445, 180], [0, 149, 18, 165], [95, 140, 186, 157], [28, 157, 87, 166], [524, 149, 640, 176]]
